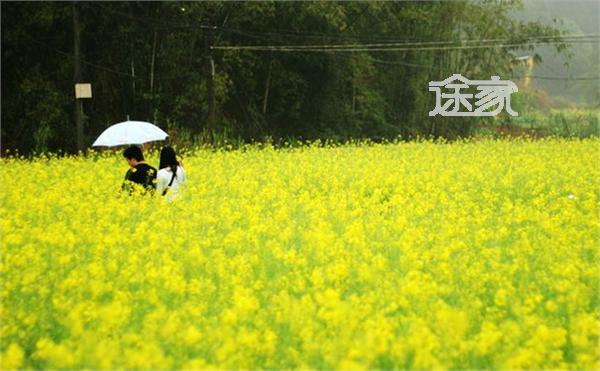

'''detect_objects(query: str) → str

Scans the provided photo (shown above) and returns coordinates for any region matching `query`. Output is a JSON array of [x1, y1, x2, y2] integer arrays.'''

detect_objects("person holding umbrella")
[[121, 145, 157, 194], [91, 119, 168, 195]]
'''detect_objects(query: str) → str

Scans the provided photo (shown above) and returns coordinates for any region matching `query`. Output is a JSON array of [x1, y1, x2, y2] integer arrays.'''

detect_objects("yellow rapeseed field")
[[1, 138, 599, 370]]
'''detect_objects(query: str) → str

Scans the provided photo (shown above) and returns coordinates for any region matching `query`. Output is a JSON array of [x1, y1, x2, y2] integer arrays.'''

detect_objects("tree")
[[1, 1, 568, 153]]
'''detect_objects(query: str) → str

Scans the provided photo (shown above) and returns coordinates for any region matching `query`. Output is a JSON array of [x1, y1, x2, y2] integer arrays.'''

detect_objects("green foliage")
[[476, 108, 599, 139], [1, 1, 570, 153], [511, 90, 539, 113], [531, 109, 599, 137]]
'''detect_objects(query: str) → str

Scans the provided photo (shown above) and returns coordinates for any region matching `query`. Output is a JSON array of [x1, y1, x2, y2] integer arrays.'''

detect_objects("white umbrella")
[[92, 120, 168, 147]]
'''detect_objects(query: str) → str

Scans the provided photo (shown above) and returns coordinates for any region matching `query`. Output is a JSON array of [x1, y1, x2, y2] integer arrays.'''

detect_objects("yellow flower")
[[1, 138, 598, 370], [182, 326, 202, 346], [0, 343, 24, 370]]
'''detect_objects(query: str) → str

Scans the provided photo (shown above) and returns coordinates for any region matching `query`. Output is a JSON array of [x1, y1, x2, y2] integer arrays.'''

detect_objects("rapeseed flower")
[[0, 138, 598, 369]]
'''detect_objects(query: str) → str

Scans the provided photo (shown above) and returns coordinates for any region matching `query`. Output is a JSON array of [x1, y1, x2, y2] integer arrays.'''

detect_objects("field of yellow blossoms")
[[1, 138, 599, 370]]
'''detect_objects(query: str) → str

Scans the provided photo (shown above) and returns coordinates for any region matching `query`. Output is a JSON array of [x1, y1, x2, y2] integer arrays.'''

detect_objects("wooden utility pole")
[[131, 52, 136, 114], [150, 30, 158, 95], [72, 2, 84, 151], [206, 26, 216, 144], [129, 5, 136, 117], [262, 57, 273, 115]]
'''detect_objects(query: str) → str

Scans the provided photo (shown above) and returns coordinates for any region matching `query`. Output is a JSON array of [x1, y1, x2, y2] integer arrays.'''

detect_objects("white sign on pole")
[[75, 83, 92, 99]]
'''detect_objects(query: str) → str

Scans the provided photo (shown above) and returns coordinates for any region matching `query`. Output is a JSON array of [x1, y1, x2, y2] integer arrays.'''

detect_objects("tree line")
[[1, 1, 566, 154]]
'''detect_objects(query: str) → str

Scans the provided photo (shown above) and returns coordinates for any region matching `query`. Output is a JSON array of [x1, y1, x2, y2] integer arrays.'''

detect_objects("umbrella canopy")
[[92, 121, 168, 147]]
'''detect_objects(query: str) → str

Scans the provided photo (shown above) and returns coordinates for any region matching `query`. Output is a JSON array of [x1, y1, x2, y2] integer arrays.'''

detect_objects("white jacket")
[[157, 166, 186, 198]]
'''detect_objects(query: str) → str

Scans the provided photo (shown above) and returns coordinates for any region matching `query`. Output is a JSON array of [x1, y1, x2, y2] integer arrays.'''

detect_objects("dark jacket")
[[122, 163, 157, 194]]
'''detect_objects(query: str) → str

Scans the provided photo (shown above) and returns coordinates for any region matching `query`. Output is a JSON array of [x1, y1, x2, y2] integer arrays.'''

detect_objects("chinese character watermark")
[[429, 74, 518, 117]]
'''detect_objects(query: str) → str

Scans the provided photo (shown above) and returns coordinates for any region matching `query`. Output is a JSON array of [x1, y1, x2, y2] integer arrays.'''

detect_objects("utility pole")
[[72, 2, 84, 151], [150, 30, 157, 95], [263, 55, 273, 115], [129, 5, 136, 117], [205, 25, 216, 144]]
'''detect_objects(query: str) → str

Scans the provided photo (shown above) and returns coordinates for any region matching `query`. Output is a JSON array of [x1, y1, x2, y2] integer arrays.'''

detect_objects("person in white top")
[[157, 146, 186, 199]]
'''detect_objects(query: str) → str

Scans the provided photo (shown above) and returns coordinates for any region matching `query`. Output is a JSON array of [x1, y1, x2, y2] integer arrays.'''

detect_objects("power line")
[[517, 75, 600, 81], [366, 56, 441, 70], [215, 33, 598, 49], [219, 25, 590, 45], [219, 27, 426, 43], [363, 55, 600, 80], [212, 38, 599, 52], [64, 4, 600, 49], [219, 27, 578, 54]]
